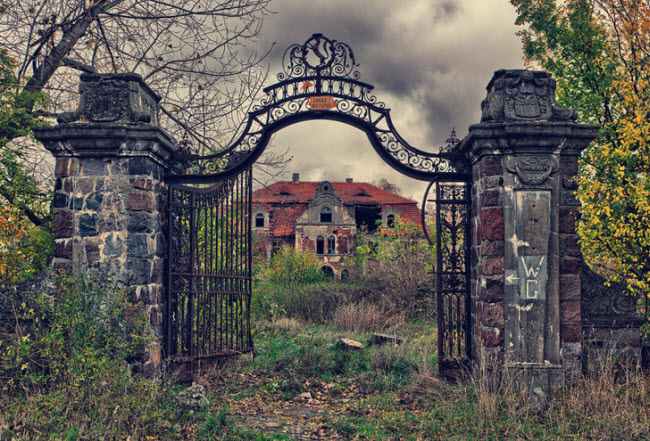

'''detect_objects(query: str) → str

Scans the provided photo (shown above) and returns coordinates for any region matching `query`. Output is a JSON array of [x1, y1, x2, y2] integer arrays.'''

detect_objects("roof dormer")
[[317, 180, 335, 194]]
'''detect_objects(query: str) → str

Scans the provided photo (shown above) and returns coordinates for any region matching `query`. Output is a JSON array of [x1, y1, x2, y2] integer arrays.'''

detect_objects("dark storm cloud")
[[437, 0, 461, 17], [253, 0, 524, 199], [260, 0, 458, 95]]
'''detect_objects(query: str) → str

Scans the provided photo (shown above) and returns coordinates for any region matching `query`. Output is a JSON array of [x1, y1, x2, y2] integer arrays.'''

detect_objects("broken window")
[[386, 214, 395, 228], [321, 266, 334, 278], [328, 235, 336, 254], [355, 205, 381, 232], [320, 207, 332, 223], [316, 235, 324, 254], [255, 213, 265, 227]]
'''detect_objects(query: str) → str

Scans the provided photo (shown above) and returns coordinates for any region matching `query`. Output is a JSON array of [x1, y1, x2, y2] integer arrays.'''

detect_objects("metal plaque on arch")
[[166, 168, 253, 362]]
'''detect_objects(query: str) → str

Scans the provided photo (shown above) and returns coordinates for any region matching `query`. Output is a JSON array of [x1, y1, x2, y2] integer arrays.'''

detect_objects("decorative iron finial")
[[278, 33, 360, 81], [441, 127, 461, 152]]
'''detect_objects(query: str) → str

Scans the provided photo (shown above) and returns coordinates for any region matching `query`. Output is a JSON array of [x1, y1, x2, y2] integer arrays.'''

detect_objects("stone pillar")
[[34, 73, 178, 373], [460, 70, 599, 389]]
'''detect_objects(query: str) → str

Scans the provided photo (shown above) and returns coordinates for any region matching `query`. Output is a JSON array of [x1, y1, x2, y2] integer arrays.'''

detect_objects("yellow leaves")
[[0, 203, 41, 283]]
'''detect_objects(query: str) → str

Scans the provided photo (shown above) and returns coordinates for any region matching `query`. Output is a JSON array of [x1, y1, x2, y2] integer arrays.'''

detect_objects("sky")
[[251, 0, 525, 202]]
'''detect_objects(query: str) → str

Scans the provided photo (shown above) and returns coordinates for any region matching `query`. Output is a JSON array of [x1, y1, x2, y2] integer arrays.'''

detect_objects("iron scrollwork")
[[422, 180, 472, 370], [278, 33, 359, 81], [169, 34, 470, 182]]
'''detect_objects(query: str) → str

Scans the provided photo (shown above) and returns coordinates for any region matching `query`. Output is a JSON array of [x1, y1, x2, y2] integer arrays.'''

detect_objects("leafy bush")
[[0, 203, 53, 283], [263, 246, 325, 285], [254, 280, 343, 323], [0, 274, 150, 392], [0, 48, 53, 276], [348, 217, 436, 318], [0, 274, 201, 439]]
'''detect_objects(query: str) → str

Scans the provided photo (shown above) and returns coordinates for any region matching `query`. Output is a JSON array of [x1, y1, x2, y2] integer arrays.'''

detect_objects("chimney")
[[292, 173, 300, 183], [346, 178, 353, 183]]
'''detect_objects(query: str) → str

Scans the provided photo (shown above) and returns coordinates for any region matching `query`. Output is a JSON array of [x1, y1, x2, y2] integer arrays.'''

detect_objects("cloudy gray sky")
[[254, 0, 524, 201]]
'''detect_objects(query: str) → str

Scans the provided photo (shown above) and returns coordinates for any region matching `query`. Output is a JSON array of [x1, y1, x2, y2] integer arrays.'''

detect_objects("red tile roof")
[[253, 180, 422, 237], [270, 204, 308, 237], [384, 204, 422, 227], [252, 181, 419, 205]]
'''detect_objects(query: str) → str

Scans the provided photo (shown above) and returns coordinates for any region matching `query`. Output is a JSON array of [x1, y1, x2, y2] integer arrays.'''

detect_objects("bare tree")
[[0, 0, 271, 151], [374, 178, 402, 195]]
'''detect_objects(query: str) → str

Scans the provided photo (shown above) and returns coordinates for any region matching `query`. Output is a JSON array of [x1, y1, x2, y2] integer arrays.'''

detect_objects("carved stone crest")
[[505, 73, 550, 120], [581, 263, 644, 328], [57, 73, 159, 125], [481, 70, 578, 123], [506, 156, 558, 186]]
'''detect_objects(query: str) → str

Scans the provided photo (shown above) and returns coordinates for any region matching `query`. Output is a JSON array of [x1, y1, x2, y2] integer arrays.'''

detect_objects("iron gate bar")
[[165, 34, 473, 375], [166, 168, 253, 362], [423, 178, 472, 372]]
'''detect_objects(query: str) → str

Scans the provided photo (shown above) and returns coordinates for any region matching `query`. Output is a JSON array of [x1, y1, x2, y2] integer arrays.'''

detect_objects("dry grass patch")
[[332, 301, 405, 333], [271, 317, 303, 330]]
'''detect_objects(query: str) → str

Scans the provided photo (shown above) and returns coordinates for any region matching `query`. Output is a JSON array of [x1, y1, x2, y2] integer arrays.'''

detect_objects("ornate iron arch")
[[169, 33, 469, 183]]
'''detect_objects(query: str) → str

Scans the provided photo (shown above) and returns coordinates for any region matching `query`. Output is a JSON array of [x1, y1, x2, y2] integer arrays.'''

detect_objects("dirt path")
[[206, 371, 381, 440]]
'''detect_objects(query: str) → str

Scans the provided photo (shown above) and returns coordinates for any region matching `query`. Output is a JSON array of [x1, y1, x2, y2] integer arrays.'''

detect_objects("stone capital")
[[35, 124, 178, 168], [481, 69, 576, 123], [460, 121, 600, 164], [34, 73, 179, 168], [460, 69, 600, 164]]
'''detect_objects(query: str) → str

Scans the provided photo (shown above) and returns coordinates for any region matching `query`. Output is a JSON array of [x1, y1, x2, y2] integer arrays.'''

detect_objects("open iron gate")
[[164, 34, 473, 374], [423, 180, 471, 373], [166, 168, 253, 362]]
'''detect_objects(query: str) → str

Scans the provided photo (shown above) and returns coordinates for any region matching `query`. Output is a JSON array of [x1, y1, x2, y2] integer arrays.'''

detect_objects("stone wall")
[[51, 156, 166, 320], [461, 69, 600, 389], [34, 73, 178, 374], [470, 155, 506, 364], [581, 263, 645, 366], [557, 155, 583, 378]]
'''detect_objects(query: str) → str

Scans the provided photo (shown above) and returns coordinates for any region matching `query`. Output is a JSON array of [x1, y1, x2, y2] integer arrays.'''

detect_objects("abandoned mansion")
[[252, 174, 422, 278]]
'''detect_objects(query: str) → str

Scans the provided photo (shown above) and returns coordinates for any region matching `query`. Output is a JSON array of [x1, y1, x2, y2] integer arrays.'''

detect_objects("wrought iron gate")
[[166, 168, 253, 361], [165, 34, 473, 374], [423, 180, 471, 373]]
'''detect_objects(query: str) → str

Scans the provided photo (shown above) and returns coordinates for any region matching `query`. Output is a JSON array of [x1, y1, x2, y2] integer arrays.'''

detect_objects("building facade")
[[252, 174, 422, 278]]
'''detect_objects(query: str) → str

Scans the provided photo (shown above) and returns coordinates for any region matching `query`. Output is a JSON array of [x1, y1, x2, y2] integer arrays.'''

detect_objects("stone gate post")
[[34, 73, 178, 374], [460, 70, 599, 389]]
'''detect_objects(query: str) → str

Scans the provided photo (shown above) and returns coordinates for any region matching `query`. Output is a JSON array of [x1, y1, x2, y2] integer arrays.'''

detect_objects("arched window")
[[327, 235, 336, 254], [387, 214, 396, 228], [320, 207, 332, 223], [255, 213, 265, 228], [316, 236, 324, 254], [321, 266, 334, 278], [341, 269, 350, 280]]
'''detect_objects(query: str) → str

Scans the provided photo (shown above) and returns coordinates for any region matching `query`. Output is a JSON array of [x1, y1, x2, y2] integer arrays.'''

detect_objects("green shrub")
[[347, 217, 436, 318], [263, 246, 325, 285], [254, 280, 344, 323], [0, 273, 150, 392], [0, 274, 188, 439]]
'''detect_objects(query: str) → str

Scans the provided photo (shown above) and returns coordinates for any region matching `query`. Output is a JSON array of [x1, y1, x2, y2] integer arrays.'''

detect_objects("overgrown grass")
[[211, 318, 650, 440], [1, 265, 649, 439], [0, 274, 293, 440]]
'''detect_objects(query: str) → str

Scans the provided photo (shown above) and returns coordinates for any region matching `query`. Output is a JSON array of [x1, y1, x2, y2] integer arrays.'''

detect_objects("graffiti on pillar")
[[505, 256, 548, 300], [507, 190, 551, 301]]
